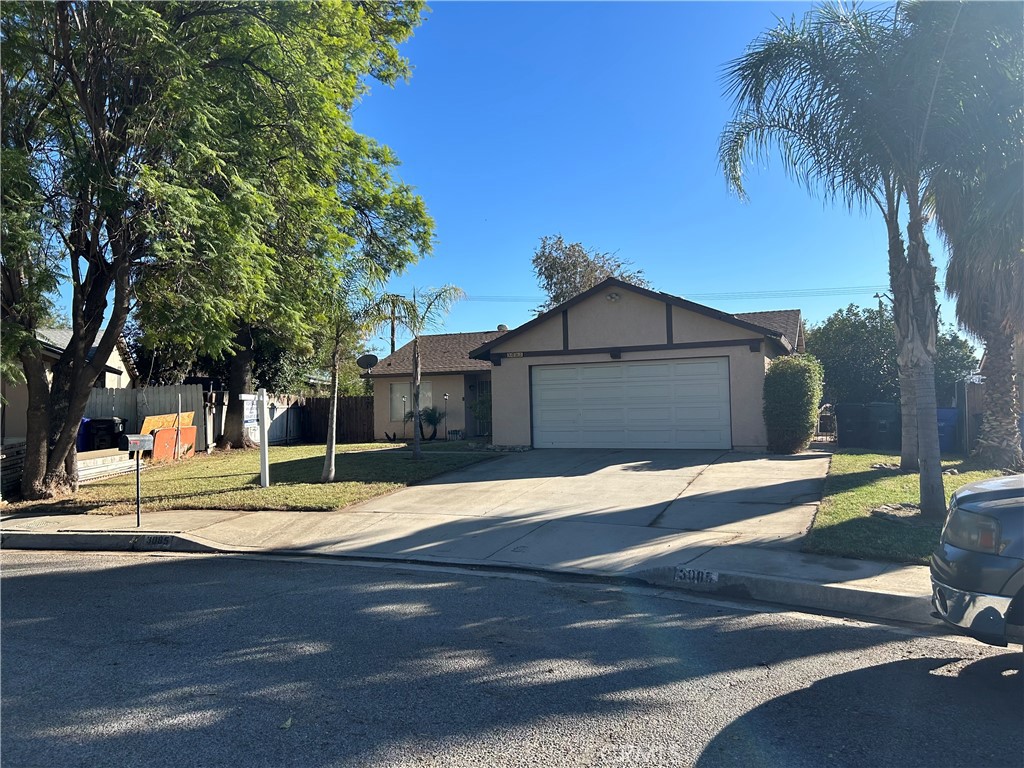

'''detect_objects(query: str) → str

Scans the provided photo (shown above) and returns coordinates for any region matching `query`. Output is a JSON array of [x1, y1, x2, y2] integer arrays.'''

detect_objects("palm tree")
[[718, 3, 996, 518], [936, 164, 1024, 469], [367, 286, 464, 459], [920, 0, 1023, 469]]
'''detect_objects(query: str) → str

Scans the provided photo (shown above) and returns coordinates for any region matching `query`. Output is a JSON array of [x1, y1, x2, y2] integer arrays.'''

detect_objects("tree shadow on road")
[[1, 555, 1019, 767]]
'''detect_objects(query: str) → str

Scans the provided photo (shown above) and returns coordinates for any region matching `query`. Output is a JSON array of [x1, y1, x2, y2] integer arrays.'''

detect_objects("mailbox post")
[[119, 433, 154, 527]]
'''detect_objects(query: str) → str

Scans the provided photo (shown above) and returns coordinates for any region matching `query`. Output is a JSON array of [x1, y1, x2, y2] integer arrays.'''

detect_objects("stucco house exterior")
[[0, 328, 137, 444], [469, 278, 803, 451], [368, 330, 507, 441]]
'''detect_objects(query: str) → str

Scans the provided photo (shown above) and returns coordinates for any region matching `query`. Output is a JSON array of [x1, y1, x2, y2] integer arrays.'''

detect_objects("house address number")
[[504, 352, 524, 358], [674, 567, 718, 585]]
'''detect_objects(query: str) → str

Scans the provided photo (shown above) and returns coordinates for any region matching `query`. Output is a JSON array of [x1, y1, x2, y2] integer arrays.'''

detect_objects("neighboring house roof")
[[36, 327, 138, 379], [734, 310, 805, 352], [470, 278, 800, 359], [370, 330, 508, 378]]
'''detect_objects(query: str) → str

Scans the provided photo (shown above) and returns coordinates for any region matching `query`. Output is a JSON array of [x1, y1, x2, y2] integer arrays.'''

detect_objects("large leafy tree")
[[806, 304, 977, 408], [719, 3, 1004, 518], [1, 1, 429, 496], [532, 235, 649, 313]]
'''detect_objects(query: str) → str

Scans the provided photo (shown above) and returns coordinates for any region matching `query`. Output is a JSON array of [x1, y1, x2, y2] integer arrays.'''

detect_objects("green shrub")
[[763, 354, 824, 454]]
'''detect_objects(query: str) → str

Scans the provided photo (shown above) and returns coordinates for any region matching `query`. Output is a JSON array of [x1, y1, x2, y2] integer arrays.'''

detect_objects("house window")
[[389, 382, 431, 421]]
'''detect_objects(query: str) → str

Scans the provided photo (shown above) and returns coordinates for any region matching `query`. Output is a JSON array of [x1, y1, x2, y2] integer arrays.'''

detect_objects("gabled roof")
[[370, 330, 508, 377], [37, 327, 137, 379], [470, 278, 799, 359], [734, 310, 804, 352]]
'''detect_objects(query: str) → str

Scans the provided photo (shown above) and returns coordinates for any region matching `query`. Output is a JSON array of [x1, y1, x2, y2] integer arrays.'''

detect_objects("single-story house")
[[0, 328, 137, 444], [368, 330, 508, 441], [469, 278, 803, 451], [370, 278, 803, 451]]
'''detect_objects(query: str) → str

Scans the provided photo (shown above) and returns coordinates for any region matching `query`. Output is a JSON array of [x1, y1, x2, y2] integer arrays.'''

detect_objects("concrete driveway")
[[349, 448, 830, 549]]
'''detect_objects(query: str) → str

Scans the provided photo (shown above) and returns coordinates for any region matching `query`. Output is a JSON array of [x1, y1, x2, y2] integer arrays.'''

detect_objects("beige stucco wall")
[[568, 290, 665, 348], [372, 374, 468, 440], [671, 305, 761, 344], [2, 344, 132, 442], [1, 377, 31, 443], [488, 290, 773, 450]]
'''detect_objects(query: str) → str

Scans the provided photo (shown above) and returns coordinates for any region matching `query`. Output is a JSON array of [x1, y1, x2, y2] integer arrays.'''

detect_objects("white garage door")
[[531, 358, 731, 449]]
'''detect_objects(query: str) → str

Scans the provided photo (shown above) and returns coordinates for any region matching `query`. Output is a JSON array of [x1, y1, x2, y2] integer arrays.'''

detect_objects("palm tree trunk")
[[905, 190, 945, 520], [886, 207, 919, 470], [898, 368, 918, 470], [975, 325, 1023, 469], [412, 337, 422, 460], [320, 345, 340, 483]]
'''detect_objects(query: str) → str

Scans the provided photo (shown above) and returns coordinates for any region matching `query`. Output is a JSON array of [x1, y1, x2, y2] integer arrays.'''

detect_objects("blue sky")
[[353, 1, 957, 353]]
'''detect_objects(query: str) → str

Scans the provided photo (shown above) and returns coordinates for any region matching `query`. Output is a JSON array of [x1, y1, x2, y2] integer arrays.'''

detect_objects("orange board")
[[150, 426, 197, 463], [140, 412, 194, 435]]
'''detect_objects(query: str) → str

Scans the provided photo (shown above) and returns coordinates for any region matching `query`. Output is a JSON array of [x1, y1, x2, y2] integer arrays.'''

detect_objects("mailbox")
[[118, 433, 154, 452]]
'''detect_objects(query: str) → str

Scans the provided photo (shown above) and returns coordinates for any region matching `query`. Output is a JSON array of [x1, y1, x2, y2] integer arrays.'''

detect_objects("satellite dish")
[[356, 354, 379, 370]]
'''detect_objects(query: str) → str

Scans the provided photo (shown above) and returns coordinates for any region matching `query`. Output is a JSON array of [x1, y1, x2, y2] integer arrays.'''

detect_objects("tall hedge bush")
[[763, 355, 824, 454]]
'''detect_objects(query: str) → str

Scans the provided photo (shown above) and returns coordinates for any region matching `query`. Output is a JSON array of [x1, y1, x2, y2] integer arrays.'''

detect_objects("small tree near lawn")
[[763, 355, 825, 454]]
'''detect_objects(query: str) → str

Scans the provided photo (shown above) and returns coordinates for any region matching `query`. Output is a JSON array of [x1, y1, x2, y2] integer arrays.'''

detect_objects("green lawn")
[[803, 450, 1006, 564], [14, 442, 493, 516]]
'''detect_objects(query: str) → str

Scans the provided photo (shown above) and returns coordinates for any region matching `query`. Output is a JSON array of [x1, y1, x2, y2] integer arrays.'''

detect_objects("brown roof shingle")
[[371, 331, 507, 377], [733, 310, 803, 351]]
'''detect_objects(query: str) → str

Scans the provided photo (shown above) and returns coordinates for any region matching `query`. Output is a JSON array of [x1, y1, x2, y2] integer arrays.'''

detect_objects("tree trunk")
[[904, 191, 945, 520], [886, 206, 919, 471], [975, 324, 1023, 469], [218, 328, 256, 449], [19, 264, 131, 499], [897, 368, 918, 471], [320, 345, 340, 483], [19, 352, 52, 499], [411, 337, 422, 460]]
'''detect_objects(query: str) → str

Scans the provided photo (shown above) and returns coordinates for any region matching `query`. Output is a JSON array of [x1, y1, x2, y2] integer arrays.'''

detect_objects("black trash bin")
[[865, 402, 900, 451], [87, 417, 126, 451], [834, 403, 867, 448]]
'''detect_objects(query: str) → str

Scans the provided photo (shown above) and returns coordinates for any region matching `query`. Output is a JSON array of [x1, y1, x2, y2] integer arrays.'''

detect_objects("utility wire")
[[453, 284, 893, 303]]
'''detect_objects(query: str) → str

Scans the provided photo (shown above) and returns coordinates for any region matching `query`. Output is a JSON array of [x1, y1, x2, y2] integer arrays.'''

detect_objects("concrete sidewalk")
[[1, 500, 935, 630]]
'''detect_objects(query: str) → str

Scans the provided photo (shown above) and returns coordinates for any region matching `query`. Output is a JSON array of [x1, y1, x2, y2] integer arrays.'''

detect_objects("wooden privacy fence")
[[85, 386, 373, 448], [302, 396, 374, 444], [85, 384, 210, 452]]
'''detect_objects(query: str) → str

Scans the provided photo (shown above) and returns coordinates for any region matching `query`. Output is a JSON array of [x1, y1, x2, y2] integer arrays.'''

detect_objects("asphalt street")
[[1, 551, 1021, 768]]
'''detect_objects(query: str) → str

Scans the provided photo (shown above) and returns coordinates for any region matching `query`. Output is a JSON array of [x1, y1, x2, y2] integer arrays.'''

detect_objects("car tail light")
[[942, 505, 1003, 554]]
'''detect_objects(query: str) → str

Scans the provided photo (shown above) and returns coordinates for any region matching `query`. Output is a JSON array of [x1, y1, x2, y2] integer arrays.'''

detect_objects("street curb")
[[0, 530, 939, 630], [630, 565, 936, 626], [1, 531, 221, 555]]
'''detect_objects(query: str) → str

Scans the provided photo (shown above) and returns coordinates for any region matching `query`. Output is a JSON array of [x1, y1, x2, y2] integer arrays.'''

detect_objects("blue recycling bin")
[[77, 417, 92, 452], [936, 408, 959, 454]]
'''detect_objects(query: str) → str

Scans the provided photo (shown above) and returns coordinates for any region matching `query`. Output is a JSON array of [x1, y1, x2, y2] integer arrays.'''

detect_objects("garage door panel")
[[673, 405, 730, 422], [633, 383, 671, 399], [672, 360, 725, 376], [532, 358, 731, 450], [626, 406, 675, 422], [578, 385, 626, 403], [581, 366, 624, 381], [625, 362, 671, 379], [535, 367, 580, 384], [580, 407, 626, 423]]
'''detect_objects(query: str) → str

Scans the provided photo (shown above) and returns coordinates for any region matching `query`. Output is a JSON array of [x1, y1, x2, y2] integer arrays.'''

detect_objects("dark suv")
[[931, 474, 1024, 646]]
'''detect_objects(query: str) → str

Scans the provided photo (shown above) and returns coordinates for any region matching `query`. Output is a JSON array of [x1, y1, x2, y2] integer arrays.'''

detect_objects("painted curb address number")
[[674, 567, 719, 585], [141, 535, 172, 548]]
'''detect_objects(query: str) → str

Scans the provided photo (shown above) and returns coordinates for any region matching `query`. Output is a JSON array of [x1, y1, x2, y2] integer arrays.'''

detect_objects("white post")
[[174, 394, 182, 460], [258, 388, 270, 487]]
